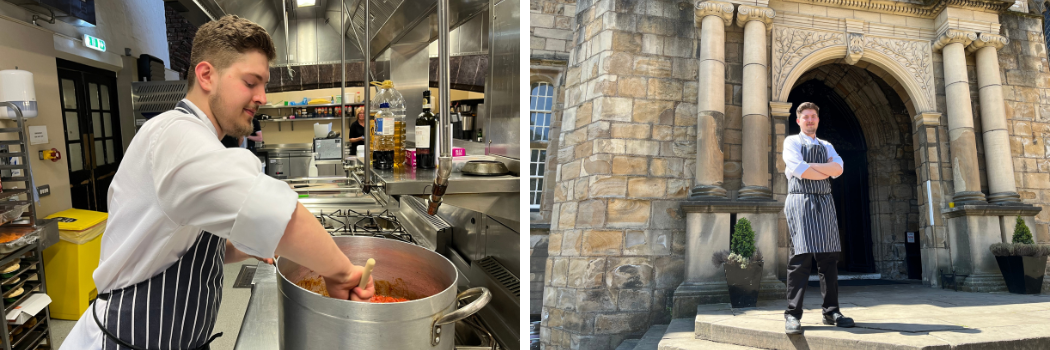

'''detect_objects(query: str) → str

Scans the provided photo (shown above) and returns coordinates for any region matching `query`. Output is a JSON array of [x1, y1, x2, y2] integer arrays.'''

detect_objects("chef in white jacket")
[[60, 15, 374, 350]]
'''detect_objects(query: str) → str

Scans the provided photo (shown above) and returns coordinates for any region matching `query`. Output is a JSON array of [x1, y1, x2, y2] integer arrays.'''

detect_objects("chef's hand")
[[252, 255, 275, 265], [324, 264, 375, 301]]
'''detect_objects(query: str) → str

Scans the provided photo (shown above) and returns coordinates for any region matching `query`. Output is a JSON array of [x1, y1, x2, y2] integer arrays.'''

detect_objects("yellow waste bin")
[[42, 209, 107, 320]]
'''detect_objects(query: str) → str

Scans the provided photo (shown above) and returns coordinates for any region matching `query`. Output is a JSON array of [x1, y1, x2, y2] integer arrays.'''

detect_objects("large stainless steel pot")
[[276, 236, 491, 349]]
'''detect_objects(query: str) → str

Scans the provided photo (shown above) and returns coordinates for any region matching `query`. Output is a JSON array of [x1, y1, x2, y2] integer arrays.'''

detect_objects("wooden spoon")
[[358, 258, 375, 290]]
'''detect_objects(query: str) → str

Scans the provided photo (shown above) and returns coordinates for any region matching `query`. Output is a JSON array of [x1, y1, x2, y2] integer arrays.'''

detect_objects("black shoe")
[[822, 312, 855, 328], [785, 314, 803, 334]]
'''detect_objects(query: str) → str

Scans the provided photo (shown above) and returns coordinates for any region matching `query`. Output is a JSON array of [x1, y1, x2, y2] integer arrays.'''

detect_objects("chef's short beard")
[[209, 88, 253, 138]]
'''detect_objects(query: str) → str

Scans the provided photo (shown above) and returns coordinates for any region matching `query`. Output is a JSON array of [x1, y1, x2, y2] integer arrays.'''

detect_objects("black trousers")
[[785, 252, 840, 319]]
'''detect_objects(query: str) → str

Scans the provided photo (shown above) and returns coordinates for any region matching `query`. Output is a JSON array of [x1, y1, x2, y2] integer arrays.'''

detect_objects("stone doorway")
[[785, 64, 922, 279]]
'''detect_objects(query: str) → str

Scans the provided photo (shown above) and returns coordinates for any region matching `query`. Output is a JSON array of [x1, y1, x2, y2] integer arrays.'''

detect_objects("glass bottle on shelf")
[[415, 91, 437, 169]]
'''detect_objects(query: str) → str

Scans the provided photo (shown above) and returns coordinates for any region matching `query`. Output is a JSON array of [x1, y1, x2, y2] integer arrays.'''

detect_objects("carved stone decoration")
[[736, 5, 775, 28], [694, 1, 735, 27], [932, 29, 977, 51], [845, 33, 864, 65], [789, 0, 1012, 18], [863, 36, 936, 112], [771, 27, 845, 99], [966, 33, 1010, 53]]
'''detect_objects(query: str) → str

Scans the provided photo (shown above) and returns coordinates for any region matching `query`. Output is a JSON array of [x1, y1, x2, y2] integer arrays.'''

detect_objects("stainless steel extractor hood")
[[166, 0, 488, 66]]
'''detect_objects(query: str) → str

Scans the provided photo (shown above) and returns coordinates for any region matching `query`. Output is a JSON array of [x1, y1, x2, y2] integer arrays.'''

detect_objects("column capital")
[[966, 33, 1009, 54], [736, 5, 775, 28], [770, 101, 792, 119], [913, 112, 942, 127], [933, 29, 977, 51], [694, 1, 735, 27]]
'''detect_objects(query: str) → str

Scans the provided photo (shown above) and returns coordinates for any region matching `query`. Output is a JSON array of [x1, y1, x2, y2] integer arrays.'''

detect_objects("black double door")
[[57, 59, 123, 212]]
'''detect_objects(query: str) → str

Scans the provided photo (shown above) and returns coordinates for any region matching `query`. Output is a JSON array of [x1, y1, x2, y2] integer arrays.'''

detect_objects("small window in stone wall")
[[530, 149, 547, 210], [530, 82, 554, 142]]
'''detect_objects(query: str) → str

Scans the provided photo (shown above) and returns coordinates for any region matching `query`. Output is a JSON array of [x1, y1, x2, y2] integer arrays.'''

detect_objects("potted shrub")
[[712, 218, 764, 308], [990, 216, 1050, 294]]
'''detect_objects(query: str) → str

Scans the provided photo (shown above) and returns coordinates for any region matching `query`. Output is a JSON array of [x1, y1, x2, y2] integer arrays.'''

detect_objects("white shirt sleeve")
[[148, 119, 297, 258], [783, 136, 809, 178], [824, 140, 844, 179]]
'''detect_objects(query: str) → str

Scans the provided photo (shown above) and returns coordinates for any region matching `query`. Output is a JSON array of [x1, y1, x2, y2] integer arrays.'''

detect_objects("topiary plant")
[[990, 216, 1050, 257], [1013, 216, 1034, 245], [712, 218, 763, 268], [731, 218, 757, 259]]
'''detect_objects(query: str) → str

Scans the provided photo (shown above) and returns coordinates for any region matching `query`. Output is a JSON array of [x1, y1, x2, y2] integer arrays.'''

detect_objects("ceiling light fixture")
[[296, 0, 317, 7]]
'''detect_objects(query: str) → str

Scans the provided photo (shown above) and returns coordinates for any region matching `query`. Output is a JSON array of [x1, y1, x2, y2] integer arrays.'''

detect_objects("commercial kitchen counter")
[[233, 261, 279, 350], [369, 167, 518, 196]]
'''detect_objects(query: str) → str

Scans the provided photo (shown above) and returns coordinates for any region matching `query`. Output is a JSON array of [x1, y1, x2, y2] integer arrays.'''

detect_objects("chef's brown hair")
[[796, 102, 820, 116], [188, 15, 276, 90]]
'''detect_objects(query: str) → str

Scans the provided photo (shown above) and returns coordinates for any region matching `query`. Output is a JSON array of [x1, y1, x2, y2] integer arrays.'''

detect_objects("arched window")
[[530, 82, 555, 210]]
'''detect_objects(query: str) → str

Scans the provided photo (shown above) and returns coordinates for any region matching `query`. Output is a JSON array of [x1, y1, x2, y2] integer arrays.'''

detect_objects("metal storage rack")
[[0, 102, 52, 350]]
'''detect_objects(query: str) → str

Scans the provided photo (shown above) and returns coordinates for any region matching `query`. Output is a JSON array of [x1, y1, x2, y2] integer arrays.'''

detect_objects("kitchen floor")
[[50, 262, 255, 350]]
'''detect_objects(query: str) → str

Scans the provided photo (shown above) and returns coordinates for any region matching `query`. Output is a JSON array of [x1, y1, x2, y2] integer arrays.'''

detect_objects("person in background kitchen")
[[61, 15, 374, 350], [347, 106, 366, 155]]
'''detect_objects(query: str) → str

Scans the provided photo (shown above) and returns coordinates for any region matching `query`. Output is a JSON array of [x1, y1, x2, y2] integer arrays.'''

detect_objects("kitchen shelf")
[[260, 117, 350, 131], [12, 329, 43, 350], [0, 106, 51, 350], [11, 317, 46, 349], [259, 102, 364, 109], [0, 268, 34, 287], [4, 284, 40, 315], [0, 190, 28, 203], [369, 167, 518, 196]]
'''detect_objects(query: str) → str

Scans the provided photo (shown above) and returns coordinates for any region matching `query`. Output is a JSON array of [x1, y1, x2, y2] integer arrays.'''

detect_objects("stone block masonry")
[[540, 0, 694, 348]]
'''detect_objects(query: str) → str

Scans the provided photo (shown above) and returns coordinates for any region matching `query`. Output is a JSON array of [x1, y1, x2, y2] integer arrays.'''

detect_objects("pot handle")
[[431, 287, 492, 346]]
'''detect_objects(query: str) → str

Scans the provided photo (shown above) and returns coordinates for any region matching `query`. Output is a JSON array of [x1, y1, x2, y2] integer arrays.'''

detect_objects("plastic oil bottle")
[[393, 109, 406, 170], [373, 102, 395, 169]]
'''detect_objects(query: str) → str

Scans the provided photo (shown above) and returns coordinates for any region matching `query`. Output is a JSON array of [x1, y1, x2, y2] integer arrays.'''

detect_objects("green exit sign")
[[83, 34, 106, 52]]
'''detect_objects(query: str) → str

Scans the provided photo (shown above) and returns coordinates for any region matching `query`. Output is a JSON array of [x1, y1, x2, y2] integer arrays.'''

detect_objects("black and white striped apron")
[[785, 141, 841, 255], [91, 230, 227, 350]]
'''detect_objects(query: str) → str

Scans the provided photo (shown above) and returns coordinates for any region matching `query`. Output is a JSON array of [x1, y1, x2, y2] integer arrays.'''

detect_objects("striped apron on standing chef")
[[785, 141, 841, 255], [91, 231, 227, 350]]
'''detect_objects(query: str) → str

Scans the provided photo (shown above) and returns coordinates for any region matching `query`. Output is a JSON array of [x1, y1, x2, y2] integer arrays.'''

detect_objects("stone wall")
[[540, 0, 694, 348], [531, 0, 576, 61], [996, 11, 1050, 291]]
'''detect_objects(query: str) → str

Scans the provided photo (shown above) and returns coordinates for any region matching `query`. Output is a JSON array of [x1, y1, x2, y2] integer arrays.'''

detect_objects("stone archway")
[[771, 27, 937, 116], [784, 63, 922, 279]]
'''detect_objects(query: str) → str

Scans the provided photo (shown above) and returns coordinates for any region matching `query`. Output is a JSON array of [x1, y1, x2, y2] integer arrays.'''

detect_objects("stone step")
[[614, 339, 640, 350], [693, 303, 1050, 350], [658, 318, 764, 350], [632, 324, 668, 350]]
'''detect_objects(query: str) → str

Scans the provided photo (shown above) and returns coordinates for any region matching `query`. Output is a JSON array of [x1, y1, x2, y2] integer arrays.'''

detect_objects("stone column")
[[967, 33, 1021, 204], [691, 1, 735, 200], [736, 5, 775, 201], [932, 29, 986, 204]]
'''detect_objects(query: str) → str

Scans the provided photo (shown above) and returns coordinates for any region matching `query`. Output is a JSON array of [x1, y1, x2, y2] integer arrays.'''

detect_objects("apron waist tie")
[[91, 293, 223, 350]]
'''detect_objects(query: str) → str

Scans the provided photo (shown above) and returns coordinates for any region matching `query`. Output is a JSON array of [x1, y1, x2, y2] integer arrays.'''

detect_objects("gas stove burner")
[[313, 208, 417, 245]]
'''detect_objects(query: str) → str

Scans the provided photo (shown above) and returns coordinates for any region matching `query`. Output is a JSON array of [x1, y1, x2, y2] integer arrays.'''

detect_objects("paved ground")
[[683, 281, 1050, 349]]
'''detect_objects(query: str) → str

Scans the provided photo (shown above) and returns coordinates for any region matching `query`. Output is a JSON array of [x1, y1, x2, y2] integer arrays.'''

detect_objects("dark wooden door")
[[57, 59, 123, 212]]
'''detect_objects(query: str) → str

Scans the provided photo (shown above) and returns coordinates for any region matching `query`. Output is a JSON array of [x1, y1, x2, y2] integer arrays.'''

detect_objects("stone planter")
[[994, 255, 1048, 294], [723, 261, 764, 308]]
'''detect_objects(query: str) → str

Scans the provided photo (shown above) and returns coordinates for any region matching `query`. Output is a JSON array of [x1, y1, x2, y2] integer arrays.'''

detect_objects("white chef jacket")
[[61, 99, 298, 350], [783, 132, 844, 180]]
